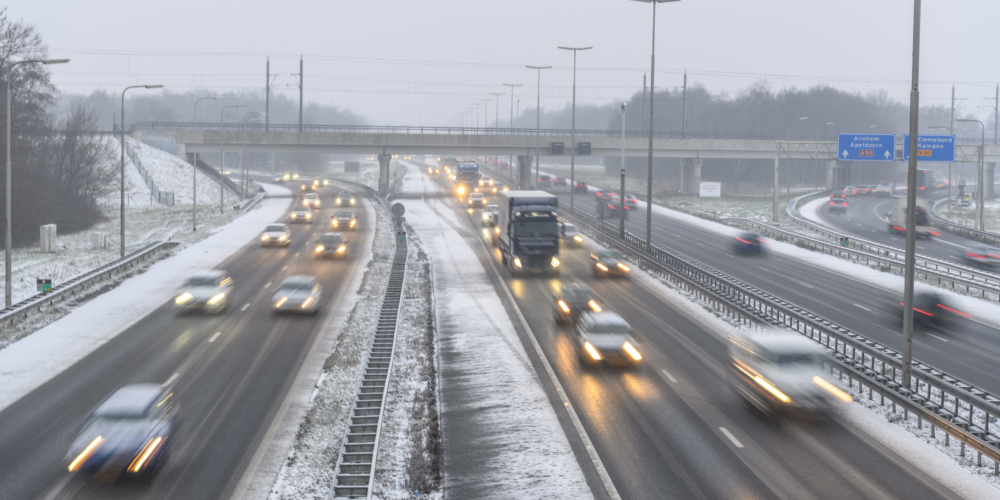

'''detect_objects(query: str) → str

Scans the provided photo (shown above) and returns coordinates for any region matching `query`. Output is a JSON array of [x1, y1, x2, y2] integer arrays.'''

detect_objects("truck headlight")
[[551, 257, 560, 268], [457, 186, 466, 196]]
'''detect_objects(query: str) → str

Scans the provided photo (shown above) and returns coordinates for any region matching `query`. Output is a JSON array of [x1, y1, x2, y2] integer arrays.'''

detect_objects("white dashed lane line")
[[209, 331, 222, 343], [720, 427, 744, 448]]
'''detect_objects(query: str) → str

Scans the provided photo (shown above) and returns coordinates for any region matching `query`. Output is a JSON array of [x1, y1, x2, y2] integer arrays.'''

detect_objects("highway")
[[0, 184, 373, 500], [414, 169, 962, 499]]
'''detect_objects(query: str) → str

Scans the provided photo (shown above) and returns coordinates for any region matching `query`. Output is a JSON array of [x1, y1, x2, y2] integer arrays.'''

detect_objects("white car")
[[481, 205, 498, 226], [174, 270, 233, 314], [303, 193, 321, 210], [272, 275, 322, 315], [289, 205, 313, 224], [576, 311, 642, 368], [559, 221, 583, 248], [468, 192, 487, 208], [260, 223, 291, 247]]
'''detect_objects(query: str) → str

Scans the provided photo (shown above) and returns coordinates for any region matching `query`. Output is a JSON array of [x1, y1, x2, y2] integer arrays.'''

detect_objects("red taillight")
[[842, 203, 848, 206], [830, 201, 835, 205], [919, 186, 925, 190], [893, 226, 905, 231], [736, 238, 752, 244], [937, 304, 972, 318], [930, 232, 941, 236], [914, 307, 933, 316], [967, 252, 984, 259]]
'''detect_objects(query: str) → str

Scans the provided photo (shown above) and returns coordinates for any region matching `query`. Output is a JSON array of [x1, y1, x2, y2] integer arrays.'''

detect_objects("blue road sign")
[[838, 134, 896, 161], [903, 134, 956, 162]]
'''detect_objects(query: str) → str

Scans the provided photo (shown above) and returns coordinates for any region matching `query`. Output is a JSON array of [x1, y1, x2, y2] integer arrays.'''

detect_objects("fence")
[[118, 137, 174, 206]]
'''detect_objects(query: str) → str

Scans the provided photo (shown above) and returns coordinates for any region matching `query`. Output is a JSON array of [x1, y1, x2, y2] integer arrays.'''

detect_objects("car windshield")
[[591, 322, 631, 335], [293, 206, 309, 211], [320, 235, 343, 244], [336, 212, 354, 218], [184, 277, 218, 287], [266, 224, 286, 232], [281, 281, 315, 291], [513, 220, 558, 237], [597, 250, 623, 260], [339, 192, 351, 197], [775, 352, 821, 366], [562, 288, 592, 301]]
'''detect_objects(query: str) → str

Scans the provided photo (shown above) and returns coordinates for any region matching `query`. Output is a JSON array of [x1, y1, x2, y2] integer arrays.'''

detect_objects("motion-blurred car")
[[962, 245, 1000, 269], [260, 223, 291, 247], [481, 205, 499, 226], [427, 166, 441, 176], [291, 173, 300, 180], [896, 290, 970, 330], [574, 181, 590, 194], [480, 176, 494, 187], [272, 275, 322, 315], [289, 205, 313, 224], [594, 189, 616, 202], [537, 174, 552, 188], [620, 193, 639, 208], [281, 173, 292, 182], [553, 176, 569, 187], [273, 175, 284, 183], [332, 211, 358, 231], [828, 194, 848, 214], [314, 232, 348, 260], [576, 311, 643, 368], [734, 232, 766, 255], [468, 192, 487, 208], [303, 193, 320, 210], [65, 384, 177, 482], [559, 221, 583, 248], [874, 182, 893, 196], [591, 249, 630, 278], [599, 199, 629, 220], [335, 190, 356, 207], [729, 330, 848, 419], [174, 270, 233, 314], [857, 185, 873, 195], [554, 283, 600, 325]]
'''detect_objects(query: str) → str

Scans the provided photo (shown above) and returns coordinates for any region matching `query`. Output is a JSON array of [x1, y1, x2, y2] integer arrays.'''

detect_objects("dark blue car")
[[734, 232, 766, 255]]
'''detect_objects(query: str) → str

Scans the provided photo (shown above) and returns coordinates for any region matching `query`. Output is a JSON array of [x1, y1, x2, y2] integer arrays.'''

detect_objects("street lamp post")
[[220, 105, 246, 214], [631, 0, 679, 251], [503, 83, 521, 184], [242, 111, 263, 199], [901, 0, 922, 389], [193, 96, 224, 231], [558, 47, 592, 212], [958, 119, 986, 231], [620, 103, 627, 236], [5, 58, 69, 306], [526, 66, 551, 190], [121, 84, 163, 257], [490, 92, 504, 169], [929, 126, 954, 219]]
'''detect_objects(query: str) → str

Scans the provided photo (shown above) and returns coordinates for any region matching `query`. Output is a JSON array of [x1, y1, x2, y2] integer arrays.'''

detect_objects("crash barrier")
[[331, 202, 407, 497], [0, 241, 180, 327], [928, 198, 1000, 247], [561, 205, 1000, 473]]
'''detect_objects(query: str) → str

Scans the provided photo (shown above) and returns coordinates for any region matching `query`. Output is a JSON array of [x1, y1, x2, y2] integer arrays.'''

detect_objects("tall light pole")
[[121, 84, 163, 257], [503, 83, 521, 184], [490, 93, 504, 168], [631, 0, 679, 252], [220, 105, 246, 214], [929, 125, 954, 219], [526, 65, 551, 190], [958, 119, 986, 231], [193, 96, 224, 231], [620, 103, 627, 236], [901, 0, 922, 389], [480, 99, 490, 137], [558, 46, 592, 211], [242, 111, 263, 199], [5, 58, 69, 306]]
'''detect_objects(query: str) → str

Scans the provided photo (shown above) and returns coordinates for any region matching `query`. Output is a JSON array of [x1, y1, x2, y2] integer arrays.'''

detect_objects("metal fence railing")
[[117, 137, 174, 206]]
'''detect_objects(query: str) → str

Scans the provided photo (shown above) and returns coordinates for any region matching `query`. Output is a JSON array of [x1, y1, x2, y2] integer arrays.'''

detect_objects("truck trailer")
[[888, 195, 933, 238], [497, 191, 561, 276]]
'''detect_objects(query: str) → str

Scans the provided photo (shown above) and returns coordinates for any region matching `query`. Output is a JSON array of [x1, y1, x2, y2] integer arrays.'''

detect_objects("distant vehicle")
[[440, 155, 458, 167], [335, 190, 356, 207], [621, 193, 639, 208], [468, 192, 487, 208], [734, 232, 766, 255], [575, 311, 643, 368], [300, 183, 316, 192], [303, 193, 320, 210], [599, 199, 629, 220], [594, 188, 616, 202], [828, 194, 848, 214], [962, 245, 1000, 269], [497, 191, 560, 276], [537, 175, 552, 188], [321, 178, 330, 186], [454, 163, 481, 196], [856, 185, 872, 196], [427, 166, 441, 176], [591, 249, 630, 278], [289, 205, 313, 224], [282, 173, 292, 182], [272, 275, 322, 315], [895, 290, 969, 330], [888, 195, 932, 238], [291, 173, 300, 180], [481, 205, 499, 226], [553, 176, 569, 187], [843, 186, 858, 196], [65, 384, 177, 482], [554, 283, 600, 325], [315, 232, 348, 260], [273, 175, 284, 183], [260, 223, 291, 247], [332, 211, 358, 231], [480, 176, 494, 187], [874, 182, 893, 196], [559, 221, 583, 248], [573, 181, 589, 194], [498, 160, 509, 169], [174, 270, 234, 314], [729, 330, 847, 419]]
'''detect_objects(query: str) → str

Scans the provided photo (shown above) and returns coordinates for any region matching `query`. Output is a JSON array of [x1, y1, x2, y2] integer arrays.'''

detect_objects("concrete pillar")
[[517, 155, 534, 190], [985, 162, 996, 199], [680, 158, 702, 193], [377, 154, 391, 195], [825, 160, 851, 190]]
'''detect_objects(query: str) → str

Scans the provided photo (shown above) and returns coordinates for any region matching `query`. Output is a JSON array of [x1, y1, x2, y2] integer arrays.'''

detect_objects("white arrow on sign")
[[884, 150, 891, 159], [842, 150, 849, 158]]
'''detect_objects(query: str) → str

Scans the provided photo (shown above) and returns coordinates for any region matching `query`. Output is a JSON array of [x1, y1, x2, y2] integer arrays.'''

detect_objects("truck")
[[888, 195, 932, 238], [453, 162, 481, 197], [497, 191, 561, 276]]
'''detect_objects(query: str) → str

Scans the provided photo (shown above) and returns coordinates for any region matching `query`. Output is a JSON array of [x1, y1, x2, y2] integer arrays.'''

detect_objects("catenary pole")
[[901, 0, 922, 389]]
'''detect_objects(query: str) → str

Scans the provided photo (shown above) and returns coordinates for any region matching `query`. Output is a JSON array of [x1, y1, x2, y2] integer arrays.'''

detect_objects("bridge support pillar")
[[517, 155, 534, 190], [825, 160, 851, 190], [680, 158, 702, 193], [984, 162, 996, 199], [377, 154, 391, 196]]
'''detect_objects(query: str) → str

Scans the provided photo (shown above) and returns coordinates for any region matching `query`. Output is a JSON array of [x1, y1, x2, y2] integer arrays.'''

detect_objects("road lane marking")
[[265, 281, 272, 288], [719, 427, 744, 448], [241, 303, 250, 311], [209, 331, 223, 343], [660, 368, 678, 383], [162, 372, 180, 388], [926, 333, 949, 343], [854, 303, 871, 311]]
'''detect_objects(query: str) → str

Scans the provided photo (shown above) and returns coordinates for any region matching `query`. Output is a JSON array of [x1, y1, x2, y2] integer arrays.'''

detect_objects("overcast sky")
[[11, 0, 1000, 126]]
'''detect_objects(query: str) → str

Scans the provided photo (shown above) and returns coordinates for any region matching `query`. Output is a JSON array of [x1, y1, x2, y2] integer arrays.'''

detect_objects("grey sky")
[[11, 0, 1000, 126]]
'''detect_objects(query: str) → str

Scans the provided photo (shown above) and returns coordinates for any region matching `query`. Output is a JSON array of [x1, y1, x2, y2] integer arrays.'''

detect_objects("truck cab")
[[497, 191, 560, 277]]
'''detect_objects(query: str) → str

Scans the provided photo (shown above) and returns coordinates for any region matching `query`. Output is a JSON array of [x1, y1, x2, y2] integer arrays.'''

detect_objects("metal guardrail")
[[561, 205, 1000, 472], [927, 198, 1000, 246], [0, 241, 180, 326]]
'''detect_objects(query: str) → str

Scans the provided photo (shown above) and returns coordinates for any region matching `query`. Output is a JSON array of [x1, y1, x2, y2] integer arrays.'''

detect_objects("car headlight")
[[175, 292, 193, 304], [814, 376, 853, 402], [315, 245, 325, 252], [551, 256, 560, 268], [573, 235, 583, 242], [482, 213, 490, 220], [457, 186, 466, 195], [333, 220, 339, 226], [291, 214, 297, 218], [755, 375, 791, 404], [337, 245, 347, 253], [336, 198, 342, 204], [596, 263, 608, 271], [350, 199, 355, 204], [493, 227, 499, 235], [261, 235, 270, 241], [617, 263, 630, 272], [278, 235, 287, 241], [584, 342, 602, 360], [350, 220, 356, 226], [558, 300, 570, 313], [208, 293, 226, 305], [468, 199, 473, 204], [588, 300, 601, 312], [513, 257, 522, 268], [305, 213, 312, 219], [301, 297, 314, 308], [623, 341, 642, 361], [275, 296, 288, 308]]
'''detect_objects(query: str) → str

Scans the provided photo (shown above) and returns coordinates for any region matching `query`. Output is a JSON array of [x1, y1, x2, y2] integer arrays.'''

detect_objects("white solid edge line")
[[161, 372, 180, 388], [719, 427, 744, 448], [660, 368, 678, 384], [208, 331, 223, 343], [479, 237, 621, 500]]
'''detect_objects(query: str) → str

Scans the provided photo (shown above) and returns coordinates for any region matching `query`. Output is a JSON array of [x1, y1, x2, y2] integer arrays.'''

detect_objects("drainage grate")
[[331, 232, 408, 498]]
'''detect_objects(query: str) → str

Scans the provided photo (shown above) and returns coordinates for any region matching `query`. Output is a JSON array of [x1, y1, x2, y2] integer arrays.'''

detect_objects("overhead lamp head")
[[145, 85, 164, 89], [631, 0, 681, 3], [42, 59, 70, 65]]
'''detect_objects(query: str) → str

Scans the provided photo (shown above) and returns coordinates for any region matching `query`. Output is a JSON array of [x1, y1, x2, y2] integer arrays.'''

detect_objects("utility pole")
[[527, 66, 551, 190], [490, 92, 504, 169], [901, 0, 922, 390], [642, 73, 647, 133], [266, 58, 270, 132], [558, 46, 592, 212], [503, 84, 522, 184], [298, 57, 304, 132], [682, 70, 687, 138]]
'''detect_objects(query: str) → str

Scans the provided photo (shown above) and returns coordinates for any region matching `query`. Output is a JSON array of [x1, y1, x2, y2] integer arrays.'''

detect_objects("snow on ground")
[[128, 138, 245, 205], [0, 190, 293, 412]]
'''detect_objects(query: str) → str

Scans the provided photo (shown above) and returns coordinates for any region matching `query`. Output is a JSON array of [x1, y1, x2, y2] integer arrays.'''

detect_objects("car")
[[553, 176, 569, 187], [314, 232, 348, 260], [559, 221, 583, 248], [858, 185, 873, 196], [874, 182, 893, 196], [291, 173, 300, 180], [734, 232, 766, 255], [273, 175, 283, 183], [594, 189, 616, 202], [828, 194, 848, 214], [281, 173, 291, 182], [332, 211, 358, 231], [498, 160, 509, 169], [574, 181, 589, 194], [537, 175, 552, 188], [480, 176, 494, 187], [427, 166, 441, 176], [729, 330, 847, 419], [468, 192, 487, 208], [575, 311, 643, 368], [894, 290, 970, 330], [272, 275, 322, 315], [554, 283, 600, 325], [591, 249, 630, 278], [300, 183, 316, 192], [620, 193, 639, 208], [335, 190, 356, 207], [174, 270, 233, 314], [481, 205, 499, 226], [962, 245, 1000, 269], [303, 193, 320, 210], [599, 199, 629, 220], [260, 223, 292, 247], [322, 178, 330, 186], [289, 205, 314, 223], [65, 384, 178, 482]]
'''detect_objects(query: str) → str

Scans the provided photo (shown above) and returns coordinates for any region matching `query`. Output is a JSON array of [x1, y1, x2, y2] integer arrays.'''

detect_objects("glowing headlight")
[[596, 263, 608, 271], [333, 220, 339, 226], [261, 235, 270, 241], [513, 257, 522, 268], [336, 198, 342, 204], [558, 300, 570, 313], [584, 342, 602, 360], [623, 342, 642, 361], [551, 256, 560, 268], [814, 376, 853, 402], [278, 235, 287, 241], [290, 214, 297, 219], [469, 199, 473, 204], [350, 199, 355, 204], [755, 376, 791, 404], [494, 227, 500, 235], [208, 293, 226, 305], [175, 292, 193, 304], [350, 220, 356, 226], [482, 212, 490, 220], [305, 213, 312, 219], [68, 436, 104, 472], [457, 186, 466, 196], [337, 245, 346, 253], [573, 235, 583, 242], [617, 263, 630, 272], [588, 300, 601, 312], [315, 245, 325, 252], [301, 297, 314, 308], [275, 297, 288, 308]]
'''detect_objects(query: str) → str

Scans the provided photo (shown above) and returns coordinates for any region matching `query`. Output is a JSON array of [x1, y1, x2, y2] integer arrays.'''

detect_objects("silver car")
[[332, 211, 357, 231], [559, 221, 583, 248], [272, 275, 322, 315], [314, 232, 348, 260], [303, 193, 321, 211], [575, 311, 643, 368], [289, 205, 314, 224], [174, 270, 233, 314], [481, 205, 498, 226], [260, 223, 291, 247]]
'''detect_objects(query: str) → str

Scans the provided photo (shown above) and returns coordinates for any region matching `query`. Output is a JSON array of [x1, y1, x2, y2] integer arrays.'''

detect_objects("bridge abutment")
[[825, 160, 851, 190], [517, 156, 534, 190], [680, 158, 702, 193], [378, 154, 391, 195]]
